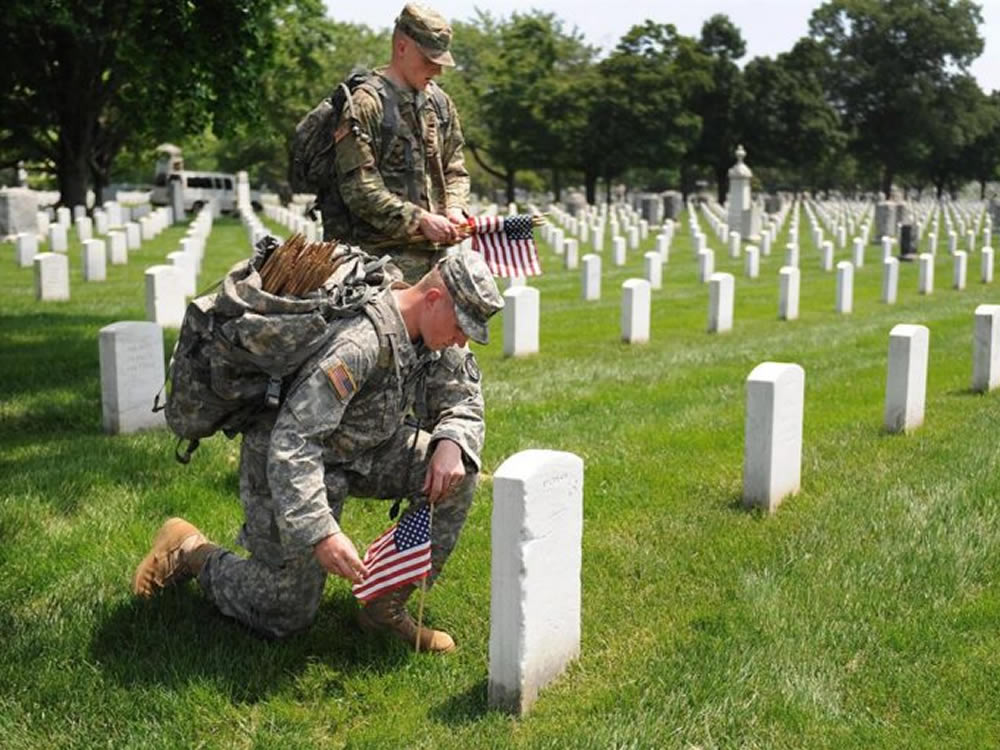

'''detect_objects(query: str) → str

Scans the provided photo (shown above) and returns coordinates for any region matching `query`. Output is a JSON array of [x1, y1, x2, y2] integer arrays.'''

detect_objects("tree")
[[960, 90, 1000, 199], [0, 0, 277, 207], [809, 0, 984, 197], [686, 14, 748, 202], [742, 39, 847, 193], [207, 6, 389, 193]]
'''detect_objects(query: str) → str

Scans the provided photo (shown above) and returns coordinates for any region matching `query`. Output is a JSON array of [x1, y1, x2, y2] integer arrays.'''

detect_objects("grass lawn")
[[1, 205, 999, 749]]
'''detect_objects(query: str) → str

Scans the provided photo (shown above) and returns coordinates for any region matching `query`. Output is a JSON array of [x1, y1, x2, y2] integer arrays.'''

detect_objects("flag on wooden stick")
[[467, 214, 542, 278], [352, 505, 432, 603]]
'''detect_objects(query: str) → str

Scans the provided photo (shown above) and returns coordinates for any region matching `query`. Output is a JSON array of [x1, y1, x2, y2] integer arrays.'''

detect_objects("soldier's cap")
[[437, 250, 503, 344], [395, 3, 455, 67]]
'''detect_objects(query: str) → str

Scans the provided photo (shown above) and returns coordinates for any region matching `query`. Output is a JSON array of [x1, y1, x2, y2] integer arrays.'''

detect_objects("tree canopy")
[[3, 0, 998, 205]]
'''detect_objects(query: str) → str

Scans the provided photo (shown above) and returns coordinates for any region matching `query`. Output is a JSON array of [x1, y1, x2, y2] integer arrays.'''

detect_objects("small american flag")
[[468, 214, 542, 278], [352, 504, 432, 603]]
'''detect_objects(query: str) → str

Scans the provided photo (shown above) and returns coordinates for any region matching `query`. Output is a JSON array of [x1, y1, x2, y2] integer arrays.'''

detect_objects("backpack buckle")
[[264, 377, 282, 408]]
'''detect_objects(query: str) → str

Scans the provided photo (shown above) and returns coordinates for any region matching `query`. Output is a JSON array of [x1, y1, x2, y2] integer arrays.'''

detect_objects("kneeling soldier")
[[133, 250, 502, 652]]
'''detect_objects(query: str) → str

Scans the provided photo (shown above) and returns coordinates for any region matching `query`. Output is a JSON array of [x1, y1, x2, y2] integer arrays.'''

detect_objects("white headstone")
[[948, 232, 957, 254], [489, 449, 583, 716], [621, 279, 651, 343], [779, 266, 800, 321], [107, 230, 127, 265], [972, 304, 1000, 393], [885, 324, 929, 434], [744, 245, 759, 279], [15, 232, 37, 267], [36, 210, 50, 238], [502, 286, 540, 357], [167, 251, 197, 297], [612, 236, 626, 267], [835, 261, 853, 314], [551, 227, 565, 255], [882, 235, 893, 261], [73, 205, 86, 220], [48, 223, 67, 253], [125, 222, 141, 250], [564, 238, 579, 270], [140, 216, 155, 241], [698, 249, 715, 283], [983, 247, 994, 283], [918, 253, 934, 294], [99, 321, 167, 434], [82, 239, 107, 281], [93, 210, 109, 236], [104, 201, 122, 226], [628, 225, 639, 250], [56, 206, 71, 227], [581, 254, 601, 301], [708, 272, 735, 333], [927, 232, 936, 254], [643, 251, 662, 290], [75, 215, 93, 242], [882, 257, 899, 304], [34, 252, 70, 301], [729, 231, 741, 259], [784, 243, 799, 268], [953, 250, 967, 290], [761, 231, 772, 257], [144, 265, 185, 328], [742, 362, 805, 513], [655, 234, 670, 264], [852, 237, 864, 268], [821, 240, 834, 272]]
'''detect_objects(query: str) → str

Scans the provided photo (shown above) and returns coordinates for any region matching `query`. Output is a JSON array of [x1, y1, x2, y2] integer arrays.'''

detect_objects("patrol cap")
[[437, 250, 503, 344], [394, 3, 455, 67]]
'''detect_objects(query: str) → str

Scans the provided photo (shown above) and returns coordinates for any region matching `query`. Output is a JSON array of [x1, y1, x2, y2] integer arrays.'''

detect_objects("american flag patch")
[[325, 361, 357, 401]]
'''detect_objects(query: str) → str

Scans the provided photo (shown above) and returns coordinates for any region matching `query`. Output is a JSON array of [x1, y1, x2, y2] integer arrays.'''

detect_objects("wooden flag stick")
[[414, 501, 434, 654]]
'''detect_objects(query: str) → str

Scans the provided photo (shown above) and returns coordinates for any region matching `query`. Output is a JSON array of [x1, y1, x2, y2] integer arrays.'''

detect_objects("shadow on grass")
[[91, 587, 408, 704], [428, 678, 490, 724]]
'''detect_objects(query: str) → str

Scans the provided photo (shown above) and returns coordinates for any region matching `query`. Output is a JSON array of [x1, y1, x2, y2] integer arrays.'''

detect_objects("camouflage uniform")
[[198, 251, 500, 639], [333, 14, 469, 282]]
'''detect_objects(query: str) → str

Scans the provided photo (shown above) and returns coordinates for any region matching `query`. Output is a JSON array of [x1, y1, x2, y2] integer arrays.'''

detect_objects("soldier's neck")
[[382, 64, 416, 94]]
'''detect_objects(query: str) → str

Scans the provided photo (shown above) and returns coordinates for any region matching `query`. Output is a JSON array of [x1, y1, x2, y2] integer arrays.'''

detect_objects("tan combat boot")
[[357, 587, 456, 653], [132, 517, 218, 597]]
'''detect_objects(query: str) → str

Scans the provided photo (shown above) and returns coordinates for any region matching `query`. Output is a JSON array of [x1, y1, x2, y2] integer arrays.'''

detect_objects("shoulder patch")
[[325, 360, 357, 401], [463, 353, 481, 383]]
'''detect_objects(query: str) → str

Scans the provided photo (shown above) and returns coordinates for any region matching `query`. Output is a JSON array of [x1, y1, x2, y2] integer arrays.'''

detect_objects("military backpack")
[[288, 69, 451, 242], [157, 236, 397, 463]]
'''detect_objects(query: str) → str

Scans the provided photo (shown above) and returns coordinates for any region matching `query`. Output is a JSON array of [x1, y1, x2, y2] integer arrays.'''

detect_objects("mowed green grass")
[[1, 206, 998, 749]]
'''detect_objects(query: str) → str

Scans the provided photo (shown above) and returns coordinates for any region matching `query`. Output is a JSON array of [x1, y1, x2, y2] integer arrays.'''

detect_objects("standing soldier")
[[132, 250, 503, 653], [332, 3, 470, 283]]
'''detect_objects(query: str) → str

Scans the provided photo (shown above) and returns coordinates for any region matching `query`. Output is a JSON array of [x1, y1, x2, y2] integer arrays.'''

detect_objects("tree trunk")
[[552, 168, 562, 202], [584, 170, 597, 205], [58, 145, 90, 210], [981, 179, 987, 200], [715, 164, 727, 205], [505, 169, 516, 206]]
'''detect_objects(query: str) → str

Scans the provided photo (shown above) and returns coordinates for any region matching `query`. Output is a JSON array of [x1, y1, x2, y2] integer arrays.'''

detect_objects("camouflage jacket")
[[266, 286, 485, 552], [334, 69, 470, 277]]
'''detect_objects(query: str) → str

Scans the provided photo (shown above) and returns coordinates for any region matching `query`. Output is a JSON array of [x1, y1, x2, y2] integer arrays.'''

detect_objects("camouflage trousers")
[[198, 422, 477, 639]]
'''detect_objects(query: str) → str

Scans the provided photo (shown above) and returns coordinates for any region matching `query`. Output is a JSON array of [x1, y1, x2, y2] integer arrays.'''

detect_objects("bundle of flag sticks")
[[259, 234, 346, 296]]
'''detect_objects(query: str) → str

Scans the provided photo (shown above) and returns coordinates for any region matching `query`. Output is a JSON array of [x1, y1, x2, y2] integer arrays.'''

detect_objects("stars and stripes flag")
[[467, 214, 542, 278], [352, 504, 432, 603]]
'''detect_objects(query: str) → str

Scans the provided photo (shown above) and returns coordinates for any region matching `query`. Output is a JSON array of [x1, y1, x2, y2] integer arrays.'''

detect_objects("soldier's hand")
[[314, 532, 369, 584], [418, 210, 460, 244], [423, 439, 466, 503], [445, 208, 466, 226]]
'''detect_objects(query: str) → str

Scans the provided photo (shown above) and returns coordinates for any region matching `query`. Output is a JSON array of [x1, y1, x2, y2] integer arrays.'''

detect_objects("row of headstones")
[[16, 204, 160, 270], [263, 203, 320, 242], [745, 304, 1000, 513], [501, 243, 997, 356], [485, 304, 1000, 716], [97, 208, 215, 429], [144, 206, 216, 327], [30, 205, 179, 301]]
